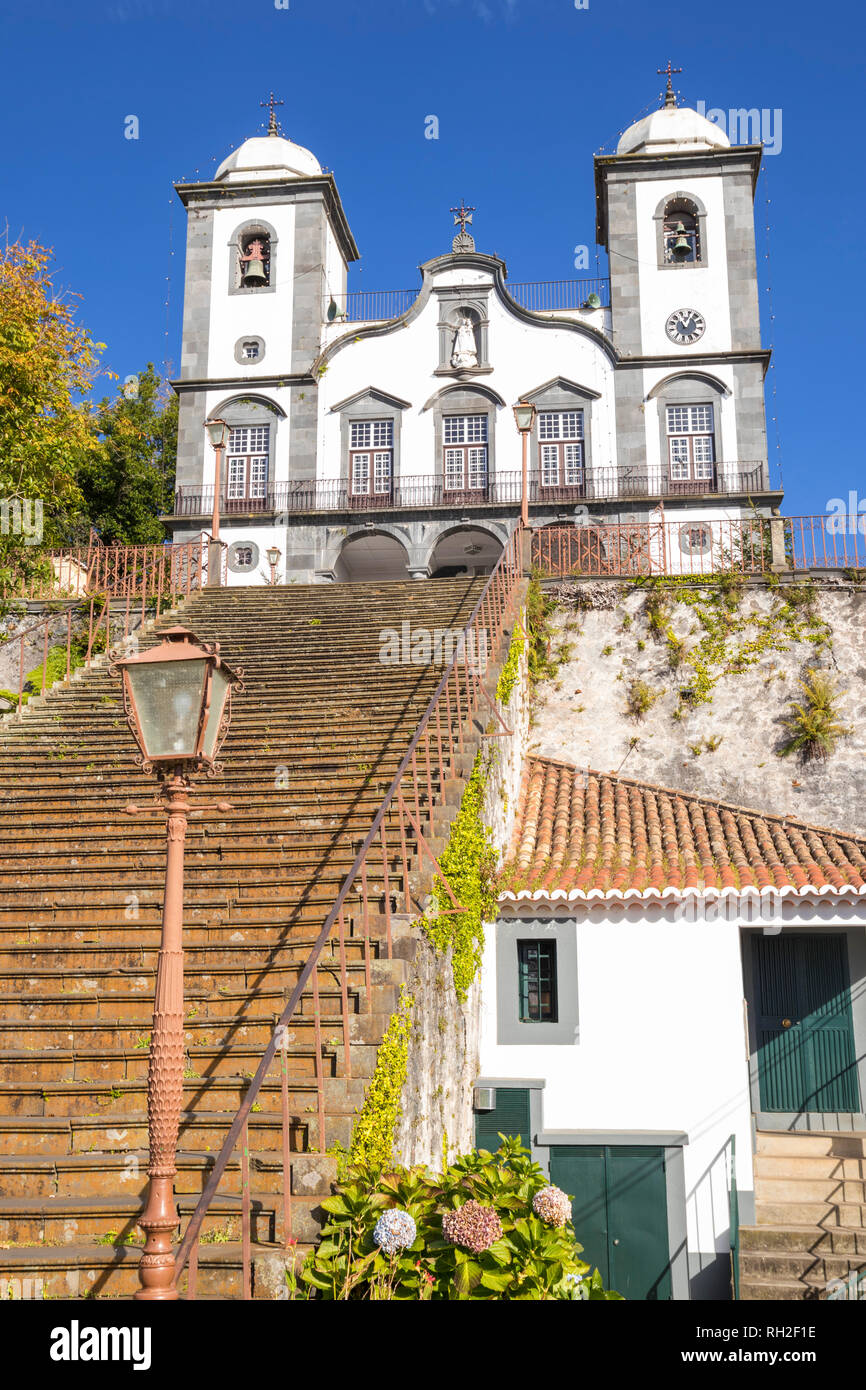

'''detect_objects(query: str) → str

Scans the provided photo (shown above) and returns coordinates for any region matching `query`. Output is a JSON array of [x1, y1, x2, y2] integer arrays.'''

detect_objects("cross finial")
[[657, 61, 682, 108], [260, 92, 285, 136], [450, 199, 476, 235]]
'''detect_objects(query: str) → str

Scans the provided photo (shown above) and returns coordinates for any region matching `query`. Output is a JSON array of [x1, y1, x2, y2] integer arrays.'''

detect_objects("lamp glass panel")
[[206, 420, 229, 449], [201, 666, 231, 761], [514, 405, 535, 431], [266, 547, 280, 566], [126, 659, 208, 760]]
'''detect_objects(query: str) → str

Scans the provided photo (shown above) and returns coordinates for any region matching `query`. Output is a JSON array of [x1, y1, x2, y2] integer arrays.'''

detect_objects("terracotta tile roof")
[[499, 757, 866, 902]]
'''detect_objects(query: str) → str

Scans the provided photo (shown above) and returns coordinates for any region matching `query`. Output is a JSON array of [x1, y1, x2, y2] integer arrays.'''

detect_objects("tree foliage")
[[0, 238, 101, 588], [78, 363, 177, 545]]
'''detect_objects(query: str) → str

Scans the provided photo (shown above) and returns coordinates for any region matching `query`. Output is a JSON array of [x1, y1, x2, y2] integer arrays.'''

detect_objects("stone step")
[[756, 1154, 866, 1181], [755, 1175, 866, 1204], [755, 1130, 866, 1159], [0, 1108, 353, 1158], [0, 1189, 318, 1246], [738, 1276, 824, 1302], [0, 1149, 337, 1200], [740, 1223, 866, 1255], [756, 1200, 866, 1228], [0, 1240, 313, 1300], [739, 1247, 866, 1285], [0, 1072, 367, 1120]]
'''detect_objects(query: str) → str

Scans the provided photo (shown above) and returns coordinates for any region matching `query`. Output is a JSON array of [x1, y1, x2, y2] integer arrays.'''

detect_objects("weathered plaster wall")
[[531, 578, 866, 835]]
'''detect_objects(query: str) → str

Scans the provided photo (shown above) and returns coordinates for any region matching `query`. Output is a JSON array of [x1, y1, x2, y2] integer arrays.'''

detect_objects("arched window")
[[663, 199, 700, 264], [229, 221, 278, 293]]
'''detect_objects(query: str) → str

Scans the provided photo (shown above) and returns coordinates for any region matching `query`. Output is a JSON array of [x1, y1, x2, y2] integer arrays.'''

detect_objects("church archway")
[[427, 525, 504, 578], [334, 530, 411, 582]]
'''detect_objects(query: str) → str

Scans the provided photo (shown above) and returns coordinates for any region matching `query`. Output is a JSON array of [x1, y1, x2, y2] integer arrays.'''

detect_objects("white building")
[[167, 81, 779, 585], [476, 757, 866, 1300]]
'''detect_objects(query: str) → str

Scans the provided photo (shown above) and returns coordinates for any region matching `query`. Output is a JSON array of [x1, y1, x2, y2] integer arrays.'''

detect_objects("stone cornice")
[[173, 172, 360, 264]]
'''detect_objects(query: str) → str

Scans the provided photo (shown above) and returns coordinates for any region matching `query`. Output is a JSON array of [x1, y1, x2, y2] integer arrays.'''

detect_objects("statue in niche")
[[451, 314, 478, 369]]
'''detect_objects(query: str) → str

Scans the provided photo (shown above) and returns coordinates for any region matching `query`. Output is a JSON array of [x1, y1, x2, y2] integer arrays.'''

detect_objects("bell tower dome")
[[170, 96, 359, 549]]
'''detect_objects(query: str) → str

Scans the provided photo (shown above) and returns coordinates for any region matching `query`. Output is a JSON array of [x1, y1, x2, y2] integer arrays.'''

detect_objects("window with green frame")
[[517, 940, 558, 1023]]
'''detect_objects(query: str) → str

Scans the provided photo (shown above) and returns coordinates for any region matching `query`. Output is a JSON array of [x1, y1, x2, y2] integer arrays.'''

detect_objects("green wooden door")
[[550, 1145, 672, 1300], [754, 934, 860, 1113], [474, 1088, 531, 1154]]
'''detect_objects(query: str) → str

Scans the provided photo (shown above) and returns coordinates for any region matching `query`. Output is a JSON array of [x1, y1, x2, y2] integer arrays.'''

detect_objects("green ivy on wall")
[[495, 625, 524, 705], [348, 986, 414, 1170], [632, 577, 833, 713], [423, 751, 497, 1001]]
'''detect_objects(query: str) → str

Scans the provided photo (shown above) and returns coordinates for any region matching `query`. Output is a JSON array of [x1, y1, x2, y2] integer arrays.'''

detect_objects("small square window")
[[518, 941, 558, 1023], [242, 341, 260, 360]]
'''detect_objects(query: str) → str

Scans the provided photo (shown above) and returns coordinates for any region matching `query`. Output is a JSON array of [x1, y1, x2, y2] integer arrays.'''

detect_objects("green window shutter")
[[474, 1087, 531, 1154]]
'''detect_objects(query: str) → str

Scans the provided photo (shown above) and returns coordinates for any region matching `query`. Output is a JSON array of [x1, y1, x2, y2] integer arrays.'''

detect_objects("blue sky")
[[2, 0, 864, 516]]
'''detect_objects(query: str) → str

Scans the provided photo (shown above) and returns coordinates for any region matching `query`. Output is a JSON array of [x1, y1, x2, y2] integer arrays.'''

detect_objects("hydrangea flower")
[[373, 1208, 417, 1255], [532, 1185, 571, 1228], [442, 1200, 503, 1253]]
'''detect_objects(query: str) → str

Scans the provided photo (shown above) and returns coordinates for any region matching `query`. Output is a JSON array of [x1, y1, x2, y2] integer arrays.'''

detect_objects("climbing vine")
[[632, 577, 833, 713], [348, 987, 414, 1170], [495, 625, 524, 705], [422, 752, 497, 1000]]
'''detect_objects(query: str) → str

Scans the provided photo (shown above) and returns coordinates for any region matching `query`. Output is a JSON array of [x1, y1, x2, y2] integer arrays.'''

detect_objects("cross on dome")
[[260, 92, 285, 136], [656, 61, 682, 108]]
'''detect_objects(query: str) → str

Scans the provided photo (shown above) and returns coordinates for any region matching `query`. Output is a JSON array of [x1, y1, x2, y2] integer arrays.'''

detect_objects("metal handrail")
[[729, 1133, 740, 1301], [532, 514, 866, 579], [172, 526, 525, 1294], [171, 465, 770, 519]]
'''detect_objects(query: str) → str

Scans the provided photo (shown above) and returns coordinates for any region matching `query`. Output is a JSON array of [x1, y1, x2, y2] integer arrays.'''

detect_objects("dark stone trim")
[[330, 386, 412, 413], [174, 172, 360, 265]]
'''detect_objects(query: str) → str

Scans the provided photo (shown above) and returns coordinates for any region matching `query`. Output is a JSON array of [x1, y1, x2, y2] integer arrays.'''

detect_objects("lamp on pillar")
[[204, 418, 230, 586], [266, 545, 281, 586], [512, 401, 537, 527], [112, 628, 243, 1300]]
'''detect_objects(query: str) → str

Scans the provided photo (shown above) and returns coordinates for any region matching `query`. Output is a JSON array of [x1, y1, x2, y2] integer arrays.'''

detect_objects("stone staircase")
[[739, 1131, 866, 1300], [0, 577, 490, 1299]]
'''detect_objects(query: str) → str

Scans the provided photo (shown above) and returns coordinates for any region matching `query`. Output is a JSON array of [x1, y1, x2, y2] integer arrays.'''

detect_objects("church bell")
[[243, 257, 267, 285], [671, 223, 692, 259]]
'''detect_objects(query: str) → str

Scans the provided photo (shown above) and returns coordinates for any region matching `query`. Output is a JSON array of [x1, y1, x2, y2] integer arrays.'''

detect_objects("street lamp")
[[112, 627, 243, 1300], [512, 402, 537, 527], [266, 545, 281, 586], [205, 418, 230, 586]]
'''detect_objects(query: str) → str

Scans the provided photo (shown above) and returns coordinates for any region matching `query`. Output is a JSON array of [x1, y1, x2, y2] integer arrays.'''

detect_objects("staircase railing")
[[1, 535, 209, 604], [728, 1133, 740, 1301], [172, 526, 525, 1298]]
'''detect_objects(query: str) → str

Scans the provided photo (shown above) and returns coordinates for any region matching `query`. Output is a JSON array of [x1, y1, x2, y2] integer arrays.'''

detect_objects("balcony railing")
[[325, 277, 611, 323], [172, 464, 769, 520]]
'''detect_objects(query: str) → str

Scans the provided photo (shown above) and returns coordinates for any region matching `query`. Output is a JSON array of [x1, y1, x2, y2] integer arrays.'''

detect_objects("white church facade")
[[166, 83, 780, 584]]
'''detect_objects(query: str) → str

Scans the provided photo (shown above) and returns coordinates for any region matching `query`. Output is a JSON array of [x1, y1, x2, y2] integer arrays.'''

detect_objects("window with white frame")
[[538, 410, 585, 488], [226, 425, 270, 501], [349, 419, 394, 497], [443, 414, 488, 492], [666, 404, 715, 485]]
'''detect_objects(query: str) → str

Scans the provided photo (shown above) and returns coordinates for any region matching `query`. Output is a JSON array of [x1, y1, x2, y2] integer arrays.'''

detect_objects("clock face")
[[666, 307, 706, 345]]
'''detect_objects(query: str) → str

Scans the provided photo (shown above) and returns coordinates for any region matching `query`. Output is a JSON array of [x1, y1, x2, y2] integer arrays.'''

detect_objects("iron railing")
[[532, 515, 866, 579], [171, 465, 770, 520], [728, 1133, 740, 1301], [171, 526, 525, 1298], [0, 536, 226, 715], [325, 278, 611, 323], [1, 536, 217, 604]]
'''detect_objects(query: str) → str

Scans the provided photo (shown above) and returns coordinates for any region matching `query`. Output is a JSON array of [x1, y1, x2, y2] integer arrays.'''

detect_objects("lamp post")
[[266, 545, 281, 586], [205, 418, 230, 587], [512, 402, 537, 527], [112, 628, 243, 1300]]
